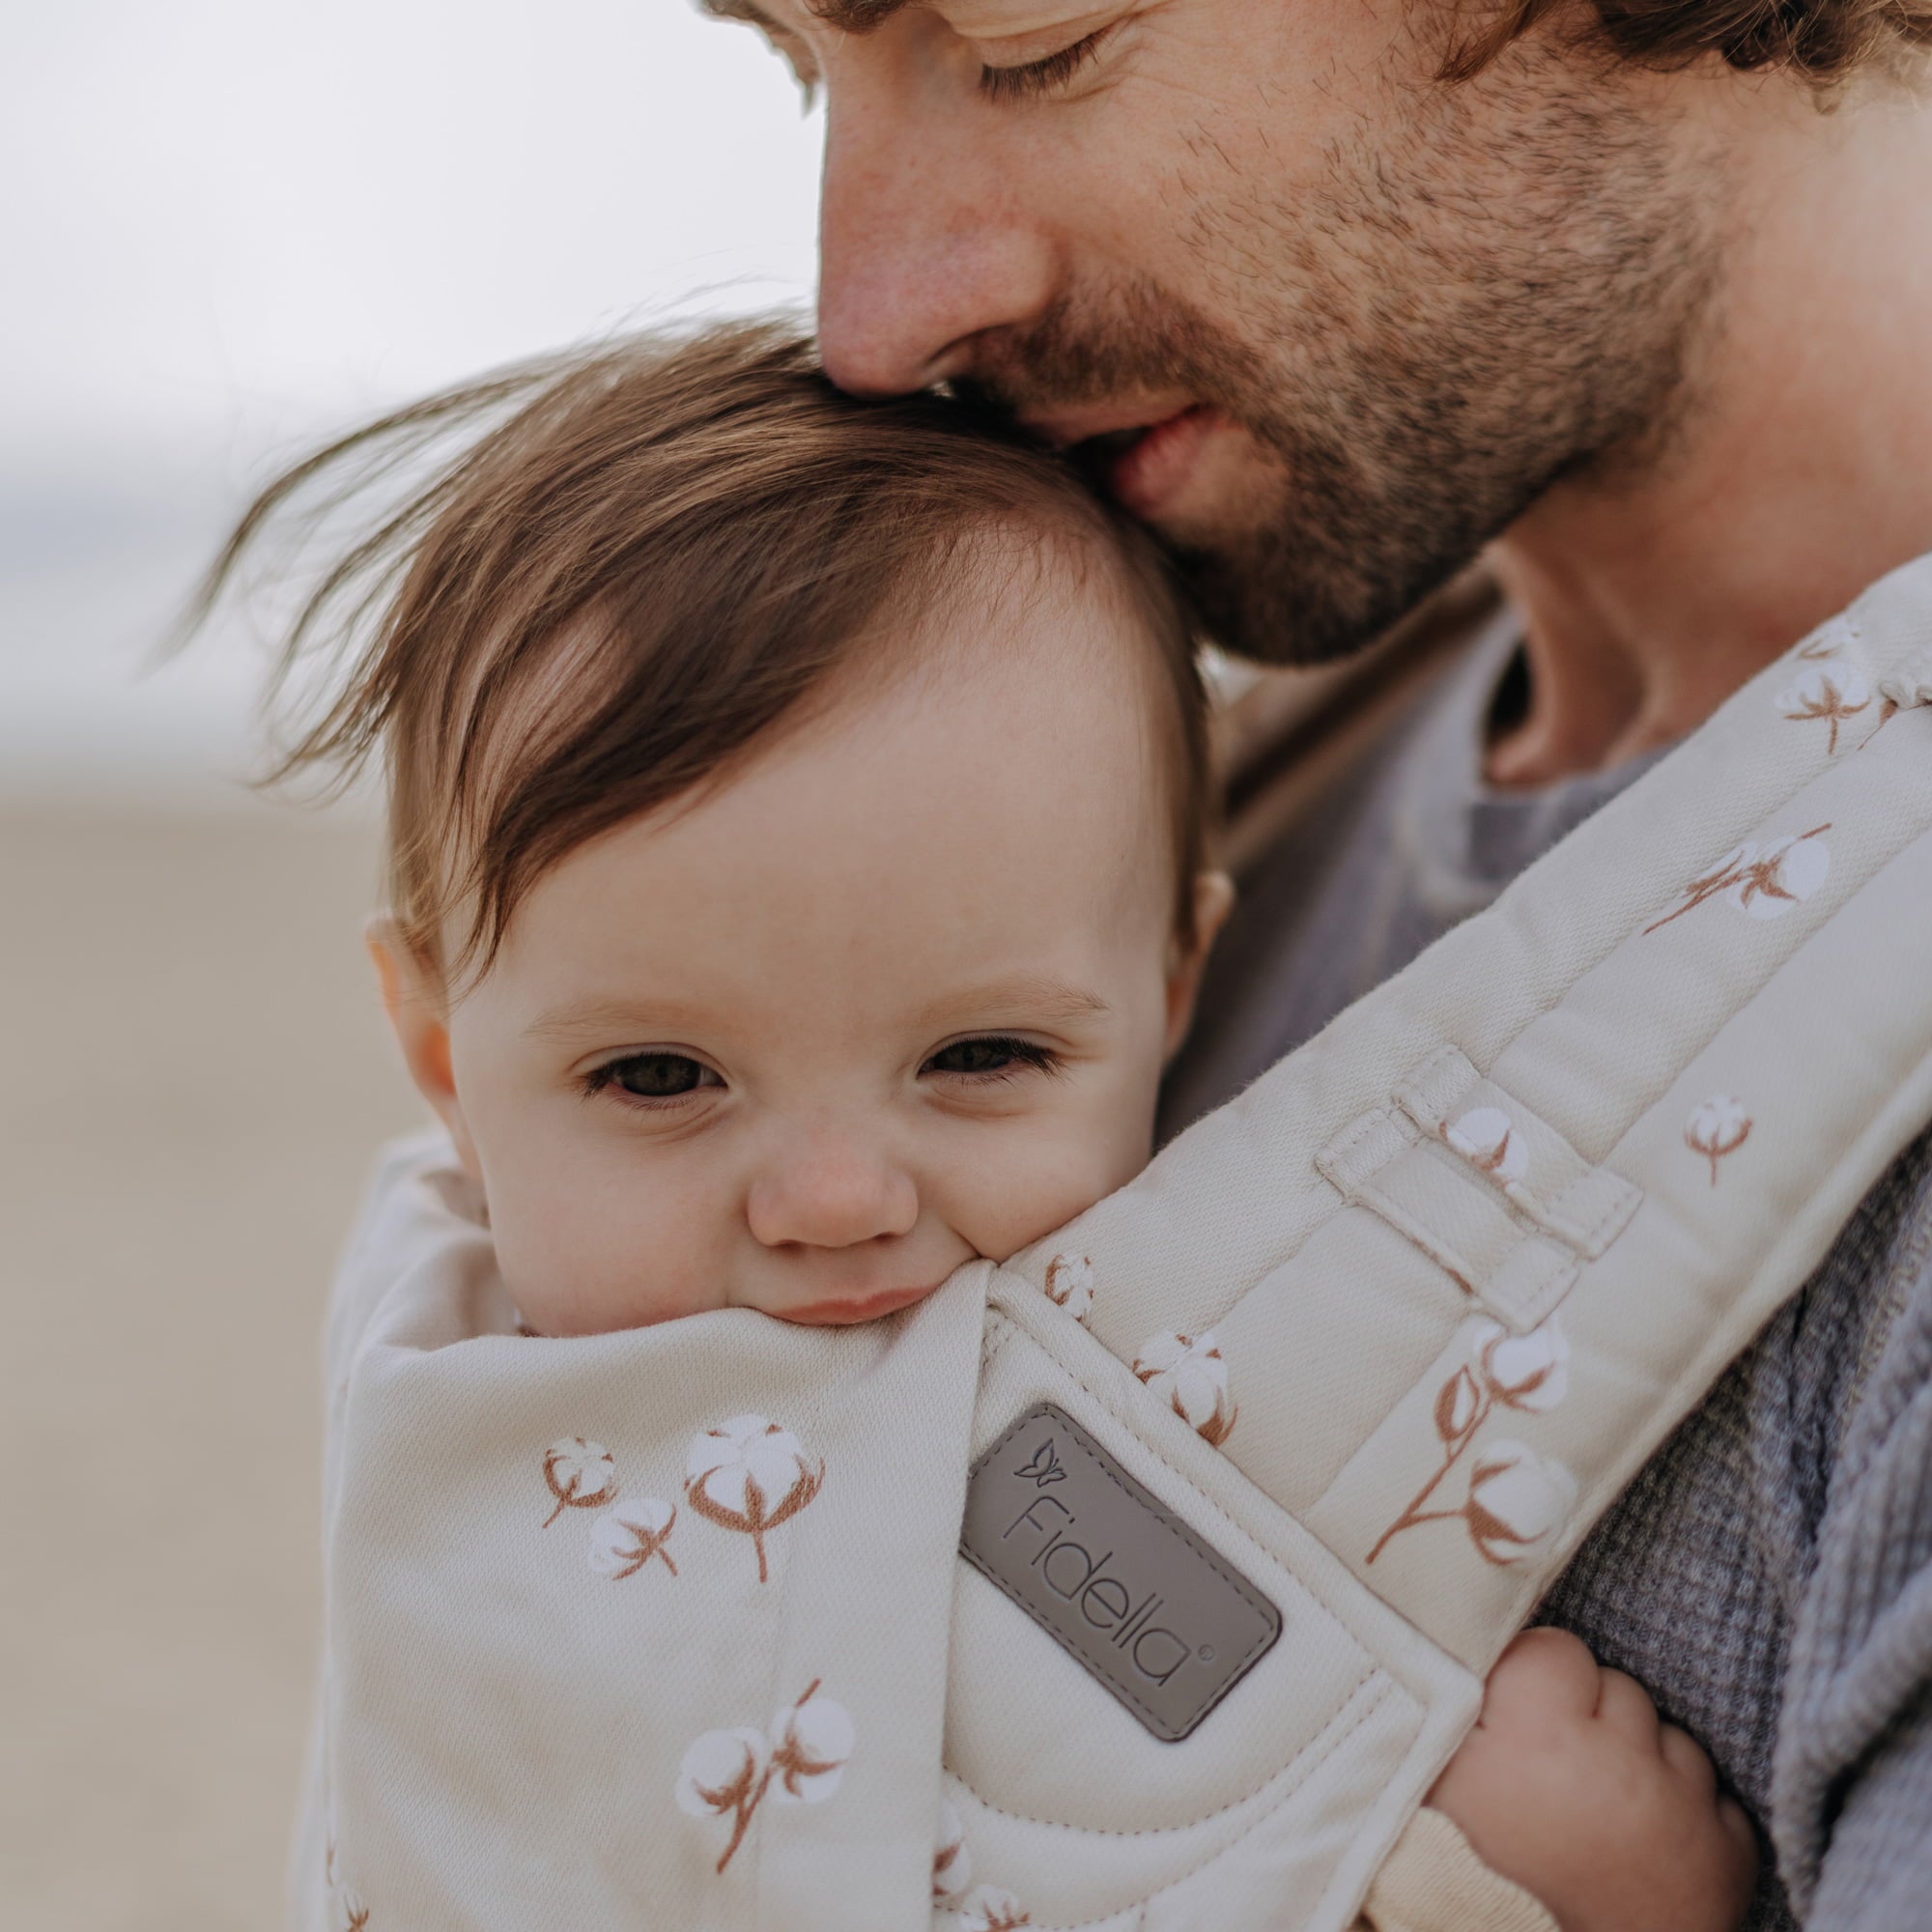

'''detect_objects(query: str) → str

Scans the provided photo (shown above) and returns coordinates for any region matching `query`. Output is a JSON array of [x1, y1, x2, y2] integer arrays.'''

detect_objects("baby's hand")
[[1427, 1629, 1756, 1932]]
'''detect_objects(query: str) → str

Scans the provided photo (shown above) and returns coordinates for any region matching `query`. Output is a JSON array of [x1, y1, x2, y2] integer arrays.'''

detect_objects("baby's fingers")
[[1716, 1798, 1761, 1915], [1660, 1719, 1718, 1797], [1592, 1666, 1662, 1748], [1481, 1627, 1604, 1728]]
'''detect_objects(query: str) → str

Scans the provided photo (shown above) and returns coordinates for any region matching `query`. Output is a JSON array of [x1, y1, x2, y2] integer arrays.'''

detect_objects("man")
[[704, 0, 1932, 1923]]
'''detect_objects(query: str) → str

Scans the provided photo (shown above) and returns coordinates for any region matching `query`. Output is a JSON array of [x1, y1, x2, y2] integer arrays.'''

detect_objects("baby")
[[247, 322, 1754, 1932]]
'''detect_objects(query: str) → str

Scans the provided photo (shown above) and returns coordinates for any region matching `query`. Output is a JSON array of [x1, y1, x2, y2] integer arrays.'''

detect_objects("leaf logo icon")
[[1015, 1440, 1065, 1488]]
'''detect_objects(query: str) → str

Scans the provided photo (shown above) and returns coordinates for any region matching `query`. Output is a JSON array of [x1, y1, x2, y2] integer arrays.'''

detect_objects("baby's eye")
[[586, 1052, 724, 1101], [923, 1036, 1060, 1080]]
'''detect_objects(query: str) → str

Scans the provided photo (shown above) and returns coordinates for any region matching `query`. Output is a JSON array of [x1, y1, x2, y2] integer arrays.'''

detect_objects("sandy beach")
[[0, 802, 421, 1931]]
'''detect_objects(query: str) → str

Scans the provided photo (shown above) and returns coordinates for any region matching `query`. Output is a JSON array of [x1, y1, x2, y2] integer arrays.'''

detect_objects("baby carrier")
[[298, 554, 1932, 1932]]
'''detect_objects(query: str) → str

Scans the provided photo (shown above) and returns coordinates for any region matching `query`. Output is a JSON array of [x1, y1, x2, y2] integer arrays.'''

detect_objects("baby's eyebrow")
[[522, 996, 716, 1045], [924, 976, 1113, 1029]]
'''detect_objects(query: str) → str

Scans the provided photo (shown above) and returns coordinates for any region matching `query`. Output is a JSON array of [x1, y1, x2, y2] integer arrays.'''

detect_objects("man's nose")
[[816, 84, 1057, 396], [746, 1127, 922, 1250]]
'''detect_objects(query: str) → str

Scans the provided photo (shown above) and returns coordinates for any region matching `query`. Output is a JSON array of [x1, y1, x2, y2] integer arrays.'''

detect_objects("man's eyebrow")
[[699, 0, 911, 33]]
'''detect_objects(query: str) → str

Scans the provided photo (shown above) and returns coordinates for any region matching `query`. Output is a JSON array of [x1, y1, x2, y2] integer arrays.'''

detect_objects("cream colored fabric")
[[1355, 1809, 1555, 1932], [300, 556, 1932, 1932], [299, 1149, 989, 1932]]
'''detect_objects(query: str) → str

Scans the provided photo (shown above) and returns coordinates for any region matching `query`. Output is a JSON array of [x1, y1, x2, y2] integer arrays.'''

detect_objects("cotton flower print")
[[1644, 825, 1832, 935], [684, 1414, 824, 1582], [1133, 1331, 1237, 1446], [586, 1496, 677, 1578], [1462, 1441, 1578, 1565], [539, 1436, 618, 1527], [324, 1839, 369, 1932], [765, 1685, 854, 1805], [932, 1799, 974, 1903], [1444, 1107, 1528, 1187], [1785, 616, 1902, 749], [1796, 614, 1862, 663], [1368, 1315, 1574, 1567], [1043, 1252, 1094, 1321], [1685, 1095, 1752, 1186], [676, 1725, 771, 1873], [1473, 1319, 1571, 1411], [1777, 660, 1872, 754], [955, 1886, 1032, 1931], [676, 1680, 853, 1874]]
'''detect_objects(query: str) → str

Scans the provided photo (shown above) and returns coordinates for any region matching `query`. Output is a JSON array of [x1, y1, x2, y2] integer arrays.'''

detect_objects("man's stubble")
[[962, 41, 1723, 665]]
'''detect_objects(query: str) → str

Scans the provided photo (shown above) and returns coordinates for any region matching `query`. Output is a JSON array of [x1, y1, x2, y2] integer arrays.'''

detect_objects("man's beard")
[[956, 52, 1721, 666]]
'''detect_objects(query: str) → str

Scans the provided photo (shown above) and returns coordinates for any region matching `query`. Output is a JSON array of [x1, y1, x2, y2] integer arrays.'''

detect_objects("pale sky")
[[2, 0, 825, 794]]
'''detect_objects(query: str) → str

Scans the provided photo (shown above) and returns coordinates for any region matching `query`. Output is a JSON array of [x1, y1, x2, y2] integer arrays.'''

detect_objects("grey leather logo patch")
[[959, 1403, 1282, 1742]]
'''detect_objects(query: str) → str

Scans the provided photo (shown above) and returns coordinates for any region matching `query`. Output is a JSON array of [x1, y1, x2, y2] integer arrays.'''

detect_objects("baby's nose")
[[745, 1133, 920, 1251]]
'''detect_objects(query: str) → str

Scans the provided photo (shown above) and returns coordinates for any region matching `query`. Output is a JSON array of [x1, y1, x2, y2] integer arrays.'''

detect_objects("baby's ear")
[[1163, 871, 1236, 1062], [365, 918, 476, 1169]]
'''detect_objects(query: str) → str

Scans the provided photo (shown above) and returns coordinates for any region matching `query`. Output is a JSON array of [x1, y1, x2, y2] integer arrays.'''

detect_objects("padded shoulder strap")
[[1007, 551, 1932, 1674]]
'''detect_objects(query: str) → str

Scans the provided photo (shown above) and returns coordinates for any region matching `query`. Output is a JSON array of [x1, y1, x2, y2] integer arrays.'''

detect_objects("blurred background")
[[1, 6, 818, 1924]]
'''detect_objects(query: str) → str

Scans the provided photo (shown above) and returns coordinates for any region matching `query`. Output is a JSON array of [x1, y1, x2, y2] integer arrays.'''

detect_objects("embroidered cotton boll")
[[1644, 824, 1833, 933], [1729, 830, 1832, 919], [676, 1682, 852, 1875], [1777, 662, 1872, 753], [1685, 1096, 1752, 1186], [932, 1799, 973, 1902], [1371, 1314, 1570, 1565], [1795, 612, 1863, 662], [540, 1437, 618, 1526], [765, 1685, 854, 1804], [1473, 1317, 1569, 1413], [675, 1724, 772, 1873], [1445, 1107, 1527, 1185], [1132, 1331, 1237, 1446], [587, 1496, 677, 1578], [1043, 1252, 1094, 1321], [684, 1414, 825, 1583], [956, 1885, 1032, 1931], [1463, 1441, 1577, 1566]]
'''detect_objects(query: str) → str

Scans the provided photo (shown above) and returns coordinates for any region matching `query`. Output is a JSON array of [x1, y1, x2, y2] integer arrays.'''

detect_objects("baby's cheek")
[[486, 1176, 726, 1338], [958, 1129, 1150, 1264]]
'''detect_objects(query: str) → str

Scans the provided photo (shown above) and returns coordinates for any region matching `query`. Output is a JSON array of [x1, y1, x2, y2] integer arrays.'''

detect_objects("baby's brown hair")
[[205, 321, 1209, 985]]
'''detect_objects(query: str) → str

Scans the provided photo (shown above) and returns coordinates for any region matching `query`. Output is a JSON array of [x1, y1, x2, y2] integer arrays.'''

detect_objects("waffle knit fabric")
[[1163, 614, 1932, 1931]]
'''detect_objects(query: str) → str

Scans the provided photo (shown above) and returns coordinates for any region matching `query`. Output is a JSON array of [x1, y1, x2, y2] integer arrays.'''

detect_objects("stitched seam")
[[981, 1313, 1020, 1379], [942, 1664, 1379, 1838], [947, 1674, 1397, 1930], [1317, 1105, 1415, 1189], [981, 1292, 1401, 1679], [1352, 1178, 1484, 1291], [960, 1405, 1279, 1738], [1198, 730, 1932, 1340], [1541, 1170, 1641, 1255], [1490, 1033, 1932, 1637]]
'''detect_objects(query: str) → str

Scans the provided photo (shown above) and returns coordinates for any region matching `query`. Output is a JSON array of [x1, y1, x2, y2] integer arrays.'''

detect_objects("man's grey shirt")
[[1160, 620, 1932, 1930]]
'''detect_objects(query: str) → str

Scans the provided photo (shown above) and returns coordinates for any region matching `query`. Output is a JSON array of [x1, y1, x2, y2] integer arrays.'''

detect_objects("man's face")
[[725, 0, 1720, 661]]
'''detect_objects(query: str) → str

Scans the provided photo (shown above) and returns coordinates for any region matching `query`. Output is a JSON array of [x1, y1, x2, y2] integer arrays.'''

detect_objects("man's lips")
[[1020, 402, 1227, 523], [776, 1282, 941, 1326]]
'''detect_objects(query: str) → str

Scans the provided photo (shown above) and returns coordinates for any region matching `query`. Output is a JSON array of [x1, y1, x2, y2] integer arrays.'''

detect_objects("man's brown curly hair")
[[1442, 0, 1932, 83]]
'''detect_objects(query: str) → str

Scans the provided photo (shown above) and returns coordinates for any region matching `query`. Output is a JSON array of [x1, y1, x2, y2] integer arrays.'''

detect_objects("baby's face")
[[389, 556, 1224, 1335]]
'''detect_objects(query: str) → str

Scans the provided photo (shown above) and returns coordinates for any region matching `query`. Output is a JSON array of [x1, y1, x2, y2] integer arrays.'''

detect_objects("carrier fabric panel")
[[945, 556, 1932, 1925], [302, 562, 1932, 1932]]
